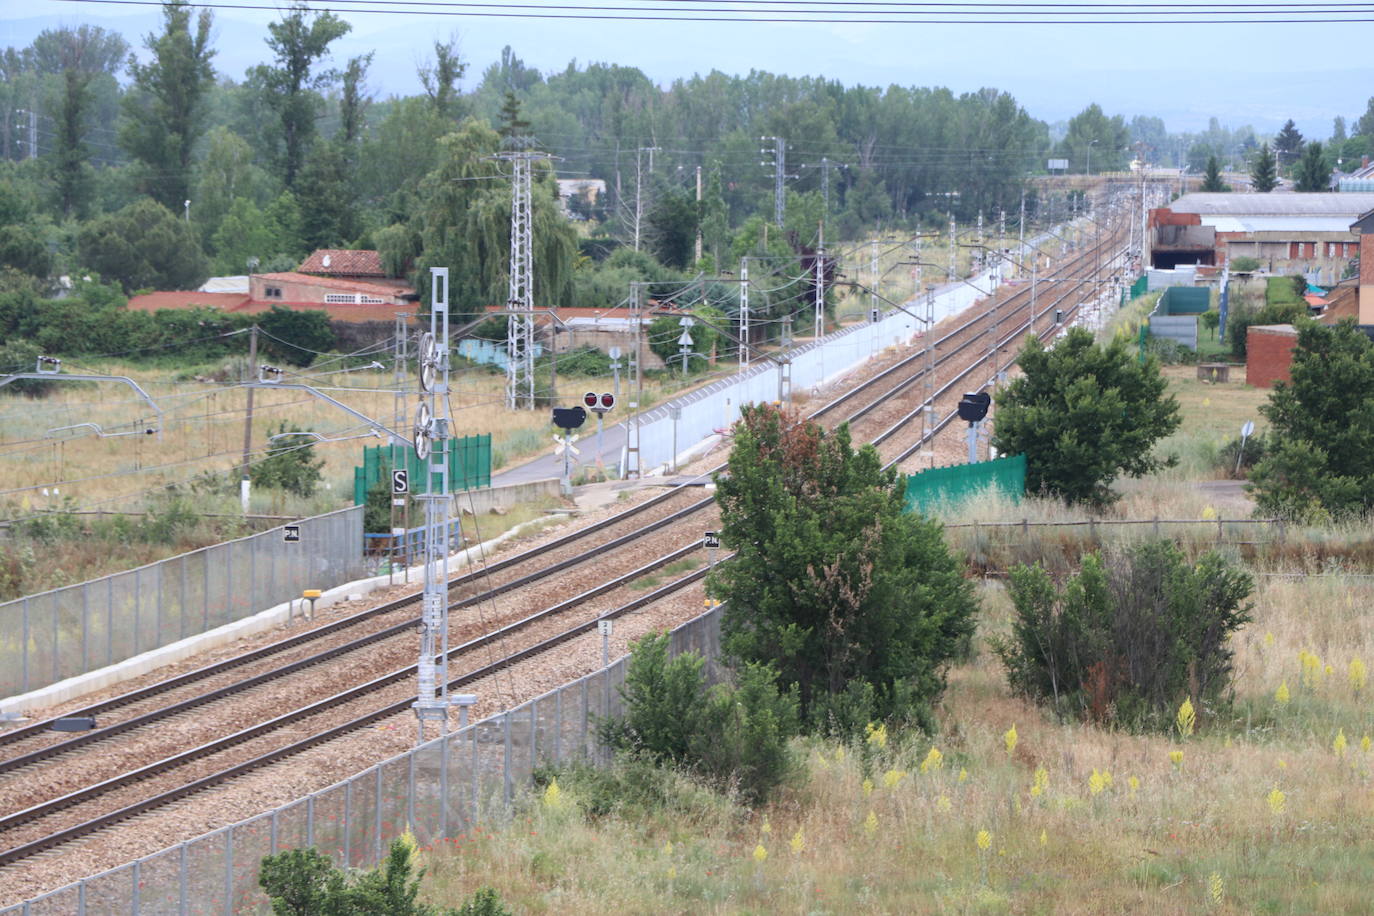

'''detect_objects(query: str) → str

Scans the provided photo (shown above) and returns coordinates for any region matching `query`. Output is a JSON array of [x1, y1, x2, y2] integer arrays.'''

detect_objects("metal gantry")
[[496, 150, 551, 410]]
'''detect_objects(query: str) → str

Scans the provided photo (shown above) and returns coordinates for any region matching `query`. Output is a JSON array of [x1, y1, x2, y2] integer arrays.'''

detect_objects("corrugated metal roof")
[[1170, 192, 1374, 217], [1204, 216, 1358, 233]]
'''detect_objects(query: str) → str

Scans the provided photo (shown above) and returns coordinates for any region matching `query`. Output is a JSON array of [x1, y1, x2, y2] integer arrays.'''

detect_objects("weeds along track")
[[0, 208, 1131, 878]]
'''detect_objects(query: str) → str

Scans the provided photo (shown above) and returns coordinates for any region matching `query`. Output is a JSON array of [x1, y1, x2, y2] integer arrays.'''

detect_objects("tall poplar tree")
[[251, 2, 350, 189], [120, 1, 216, 212]]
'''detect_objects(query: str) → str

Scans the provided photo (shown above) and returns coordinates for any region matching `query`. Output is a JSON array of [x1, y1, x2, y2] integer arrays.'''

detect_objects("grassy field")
[[391, 340, 1374, 914], [407, 571, 1374, 915]]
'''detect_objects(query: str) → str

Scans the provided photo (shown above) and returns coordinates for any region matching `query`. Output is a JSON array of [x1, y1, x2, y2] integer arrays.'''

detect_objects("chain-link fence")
[[3, 604, 724, 916], [0, 507, 365, 700]]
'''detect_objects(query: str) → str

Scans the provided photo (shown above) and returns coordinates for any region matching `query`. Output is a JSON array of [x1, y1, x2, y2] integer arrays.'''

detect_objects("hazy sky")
[[4, 1, 1372, 138]]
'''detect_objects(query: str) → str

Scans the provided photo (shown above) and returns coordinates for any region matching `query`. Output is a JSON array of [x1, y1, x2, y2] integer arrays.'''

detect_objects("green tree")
[[77, 197, 209, 292], [993, 542, 1252, 730], [1332, 115, 1348, 144], [645, 184, 699, 269], [1250, 142, 1278, 192], [600, 631, 799, 804], [338, 52, 372, 147], [992, 327, 1181, 507], [1201, 155, 1228, 192], [1294, 140, 1330, 192], [193, 126, 274, 251], [419, 37, 465, 121], [1357, 97, 1374, 140], [710, 404, 977, 732], [1058, 103, 1130, 174], [257, 306, 335, 367], [1249, 320, 1374, 520], [210, 197, 284, 275], [120, 1, 216, 212], [497, 90, 532, 148], [1274, 118, 1304, 171], [251, 3, 350, 188], [251, 421, 325, 496], [295, 142, 355, 250], [42, 27, 126, 217]]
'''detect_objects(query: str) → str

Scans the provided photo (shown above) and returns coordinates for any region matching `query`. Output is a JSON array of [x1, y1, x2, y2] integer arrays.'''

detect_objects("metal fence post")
[[439, 735, 450, 839], [81, 585, 90, 675], [374, 765, 384, 863], [224, 826, 234, 916], [502, 714, 512, 805], [179, 843, 187, 913], [306, 795, 315, 848], [271, 809, 279, 855], [133, 567, 141, 657], [132, 859, 140, 915], [21, 597, 29, 693], [406, 753, 416, 838], [343, 779, 353, 865]]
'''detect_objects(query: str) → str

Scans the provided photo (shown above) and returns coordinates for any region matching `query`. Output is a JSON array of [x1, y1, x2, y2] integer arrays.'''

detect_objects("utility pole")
[[390, 313, 410, 584], [694, 165, 703, 264], [413, 268, 454, 740], [1018, 190, 1026, 274], [624, 282, 644, 478], [814, 244, 825, 340], [949, 216, 957, 280], [494, 149, 554, 409], [239, 324, 258, 514], [739, 258, 750, 368], [761, 136, 786, 226]]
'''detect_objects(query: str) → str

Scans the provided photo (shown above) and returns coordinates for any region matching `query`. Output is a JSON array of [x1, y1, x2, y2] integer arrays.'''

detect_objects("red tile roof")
[[256, 272, 414, 297], [233, 301, 420, 322], [126, 291, 251, 312], [298, 249, 386, 277]]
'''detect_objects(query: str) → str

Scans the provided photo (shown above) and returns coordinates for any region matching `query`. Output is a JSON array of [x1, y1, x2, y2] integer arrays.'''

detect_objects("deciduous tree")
[[710, 403, 977, 733], [77, 197, 208, 291], [120, 1, 216, 212], [991, 327, 1181, 507], [1249, 320, 1374, 520]]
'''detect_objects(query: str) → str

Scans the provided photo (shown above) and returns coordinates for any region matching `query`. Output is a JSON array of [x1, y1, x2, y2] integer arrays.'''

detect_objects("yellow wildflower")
[[1169, 750, 1184, 768], [883, 769, 905, 789], [663, 841, 673, 856], [1039, 829, 1048, 847], [1263, 631, 1275, 648], [753, 844, 768, 862], [864, 810, 878, 835], [1334, 728, 1348, 757], [862, 778, 874, 797], [1267, 786, 1286, 815], [1176, 698, 1196, 738], [790, 829, 805, 855], [761, 820, 771, 836], [1128, 775, 1140, 796], [958, 768, 969, 783], [398, 826, 419, 862], [1275, 681, 1290, 705], [1004, 724, 1019, 756], [865, 721, 888, 749], [920, 746, 944, 773], [1032, 766, 1049, 796], [542, 779, 563, 809], [1209, 872, 1225, 906], [1088, 769, 1105, 796], [936, 795, 952, 812], [835, 746, 845, 761], [666, 866, 676, 880], [1362, 735, 1371, 754], [976, 829, 992, 852], [1349, 658, 1367, 694], [1201, 504, 1216, 520]]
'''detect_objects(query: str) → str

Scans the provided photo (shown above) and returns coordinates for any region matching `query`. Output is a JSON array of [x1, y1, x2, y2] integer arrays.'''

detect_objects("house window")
[[325, 294, 358, 304], [360, 295, 384, 304], [265, 286, 282, 299]]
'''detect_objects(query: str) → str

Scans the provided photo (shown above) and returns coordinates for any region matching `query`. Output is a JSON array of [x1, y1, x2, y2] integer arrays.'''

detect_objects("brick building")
[[1149, 193, 1374, 284], [1246, 324, 1299, 388], [1355, 208, 1374, 324]]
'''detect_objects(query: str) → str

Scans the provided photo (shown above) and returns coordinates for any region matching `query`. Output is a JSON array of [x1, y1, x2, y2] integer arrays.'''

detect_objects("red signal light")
[[583, 391, 598, 408], [599, 392, 615, 410]]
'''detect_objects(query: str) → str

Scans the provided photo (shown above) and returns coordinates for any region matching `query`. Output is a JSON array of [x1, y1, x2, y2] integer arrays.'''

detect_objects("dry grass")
[[412, 574, 1374, 914]]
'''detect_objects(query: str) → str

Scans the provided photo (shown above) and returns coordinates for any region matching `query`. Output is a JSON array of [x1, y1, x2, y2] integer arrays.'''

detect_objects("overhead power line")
[[57, 0, 1374, 23]]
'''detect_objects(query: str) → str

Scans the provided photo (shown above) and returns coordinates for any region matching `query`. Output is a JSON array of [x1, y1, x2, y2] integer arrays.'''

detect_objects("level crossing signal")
[[583, 391, 615, 414]]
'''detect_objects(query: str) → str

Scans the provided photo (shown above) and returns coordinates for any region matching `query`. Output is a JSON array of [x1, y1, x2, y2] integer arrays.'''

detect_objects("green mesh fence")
[[352, 436, 492, 505], [1130, 275, 1149, 301], [1158, 286, 1210, 314], [904, 454, 1026, 514]]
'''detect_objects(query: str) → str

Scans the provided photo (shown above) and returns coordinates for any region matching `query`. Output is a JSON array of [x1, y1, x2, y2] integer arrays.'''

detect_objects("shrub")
[[251, 422, 325, 497], [1145, 335, 1197, 365], [1215, 430, 1268, 479], [991, 540, 1253, 731], [1230, 256, 1261, 273], [259, 839, 505, 915], [600, 631, 800, 804]]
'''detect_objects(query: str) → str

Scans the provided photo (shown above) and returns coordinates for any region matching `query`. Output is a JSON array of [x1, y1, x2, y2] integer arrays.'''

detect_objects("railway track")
[[0, 207, 1131, 876]]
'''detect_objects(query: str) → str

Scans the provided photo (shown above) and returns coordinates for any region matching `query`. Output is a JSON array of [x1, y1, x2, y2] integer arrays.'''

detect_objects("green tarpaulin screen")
[[904, 454, 1026, 514], [353, 435, 492, 505]]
